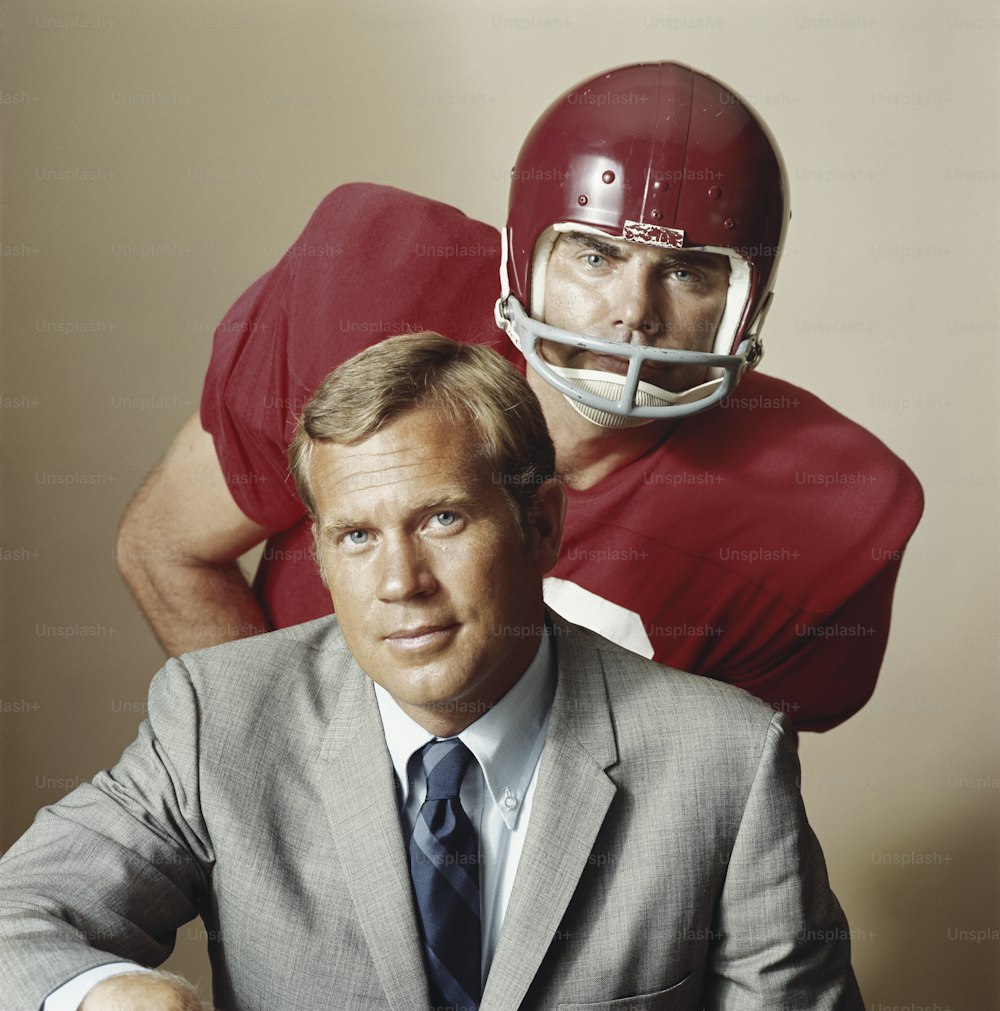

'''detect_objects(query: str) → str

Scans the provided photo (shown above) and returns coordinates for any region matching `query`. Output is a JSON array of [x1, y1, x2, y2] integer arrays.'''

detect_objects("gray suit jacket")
[[0, 613, 863, 1010]]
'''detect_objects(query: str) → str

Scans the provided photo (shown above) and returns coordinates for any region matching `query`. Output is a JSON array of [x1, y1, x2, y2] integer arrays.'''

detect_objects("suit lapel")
[[318, 648, 430, 1011], [481, 618, 619, 1011]]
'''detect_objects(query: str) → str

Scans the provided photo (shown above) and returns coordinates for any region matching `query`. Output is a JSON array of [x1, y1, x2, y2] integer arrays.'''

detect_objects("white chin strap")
[[548, 366, 724, 429]]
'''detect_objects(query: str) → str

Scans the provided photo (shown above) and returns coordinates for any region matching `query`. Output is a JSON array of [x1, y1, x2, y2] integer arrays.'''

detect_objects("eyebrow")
[[562, 232, 628, 260]]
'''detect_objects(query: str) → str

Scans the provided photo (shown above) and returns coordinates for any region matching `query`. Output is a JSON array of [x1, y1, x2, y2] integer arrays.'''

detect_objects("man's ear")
[[530, 478, 567, 575]]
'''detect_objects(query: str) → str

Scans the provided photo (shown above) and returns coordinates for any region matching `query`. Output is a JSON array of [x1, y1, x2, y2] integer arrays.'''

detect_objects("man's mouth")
[[579, 350, 682, 383], [584, 352, 631, 376], [383, 624, 458, 651]]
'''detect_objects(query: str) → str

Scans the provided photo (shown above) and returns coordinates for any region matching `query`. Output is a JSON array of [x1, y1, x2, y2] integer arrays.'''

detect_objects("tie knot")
[[421, 739, 474, 800]]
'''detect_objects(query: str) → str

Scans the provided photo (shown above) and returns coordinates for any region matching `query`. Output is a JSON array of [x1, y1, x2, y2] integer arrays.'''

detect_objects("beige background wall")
[[2, 0, 997, 1005]]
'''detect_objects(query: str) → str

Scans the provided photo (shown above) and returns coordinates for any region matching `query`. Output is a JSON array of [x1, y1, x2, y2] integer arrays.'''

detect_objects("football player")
[[116, 62, 923, 733]]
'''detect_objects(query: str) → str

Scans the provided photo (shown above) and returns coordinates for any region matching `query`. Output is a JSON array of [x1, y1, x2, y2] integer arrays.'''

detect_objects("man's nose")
[[610, 264, 666, 342], [376, 537, 437, 602]]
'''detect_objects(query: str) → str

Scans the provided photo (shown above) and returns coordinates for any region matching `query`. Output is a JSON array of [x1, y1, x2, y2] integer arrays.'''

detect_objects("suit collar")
[[540, 609, 619, 770], [482, 611, 619, 1010]]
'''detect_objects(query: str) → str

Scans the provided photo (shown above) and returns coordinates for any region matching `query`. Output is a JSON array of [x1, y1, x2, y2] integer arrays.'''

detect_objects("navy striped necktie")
[[408, 738, 482, 1011]]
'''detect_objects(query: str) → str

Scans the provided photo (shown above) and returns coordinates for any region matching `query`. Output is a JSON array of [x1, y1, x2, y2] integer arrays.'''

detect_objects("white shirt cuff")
[[43, 963, 151, 1011]]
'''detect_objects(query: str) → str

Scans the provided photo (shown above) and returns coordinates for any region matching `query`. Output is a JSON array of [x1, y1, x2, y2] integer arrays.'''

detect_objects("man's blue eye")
[[347, 530, 368, 544], [435, 512, 456, 526]]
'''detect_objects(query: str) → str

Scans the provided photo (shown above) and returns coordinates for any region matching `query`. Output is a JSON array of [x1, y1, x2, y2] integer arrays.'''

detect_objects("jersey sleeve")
[[660, 375, 924, 732], [199, 226, 307, 531], [714, 558, 904, 733]]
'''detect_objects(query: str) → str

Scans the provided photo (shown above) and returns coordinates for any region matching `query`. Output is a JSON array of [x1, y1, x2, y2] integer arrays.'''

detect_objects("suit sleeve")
[[704, 713, 865, 1009], [0, 660, 212, 1011]]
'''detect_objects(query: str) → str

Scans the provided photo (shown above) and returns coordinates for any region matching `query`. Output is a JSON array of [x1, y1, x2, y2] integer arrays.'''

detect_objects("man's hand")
[[79, 970, 210, 1011], [116, 411, 275, 655]]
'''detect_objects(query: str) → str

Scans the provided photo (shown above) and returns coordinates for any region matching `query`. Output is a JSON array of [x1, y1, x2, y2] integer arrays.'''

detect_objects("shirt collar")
[[374, 632, 556, 830]]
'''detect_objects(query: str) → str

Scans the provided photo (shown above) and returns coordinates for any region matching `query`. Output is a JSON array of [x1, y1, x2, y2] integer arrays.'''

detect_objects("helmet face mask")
[[497, 293, 756, 427], [496, 61, 787, 425]]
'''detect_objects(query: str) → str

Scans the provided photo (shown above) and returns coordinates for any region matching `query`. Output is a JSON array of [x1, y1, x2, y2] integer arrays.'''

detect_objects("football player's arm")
[[705, 714, 865, 1008], [116, 410, 274, 655]]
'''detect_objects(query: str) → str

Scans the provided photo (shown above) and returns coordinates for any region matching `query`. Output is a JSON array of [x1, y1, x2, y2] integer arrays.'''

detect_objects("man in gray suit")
[[0, 333, 863, 1010]]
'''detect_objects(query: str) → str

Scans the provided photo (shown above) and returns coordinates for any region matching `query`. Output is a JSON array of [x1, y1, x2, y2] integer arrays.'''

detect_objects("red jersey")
[[201, 184, 923, 732]]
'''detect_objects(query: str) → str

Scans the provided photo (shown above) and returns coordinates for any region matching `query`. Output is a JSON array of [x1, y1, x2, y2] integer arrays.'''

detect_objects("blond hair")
[[288, 332, 556, 535]]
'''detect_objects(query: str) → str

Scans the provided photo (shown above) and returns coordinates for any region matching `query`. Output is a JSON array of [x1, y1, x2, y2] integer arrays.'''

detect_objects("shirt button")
[[502, 788, 518, 809]]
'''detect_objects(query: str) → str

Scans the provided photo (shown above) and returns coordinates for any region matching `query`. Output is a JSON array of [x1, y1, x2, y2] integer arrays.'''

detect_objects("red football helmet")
[[496, 62, 789, 425]]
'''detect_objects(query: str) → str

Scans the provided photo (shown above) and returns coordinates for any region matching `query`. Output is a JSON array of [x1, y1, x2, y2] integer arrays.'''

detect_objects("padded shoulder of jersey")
[[659, 370, 924, 604], [283, 183, 508, 386]]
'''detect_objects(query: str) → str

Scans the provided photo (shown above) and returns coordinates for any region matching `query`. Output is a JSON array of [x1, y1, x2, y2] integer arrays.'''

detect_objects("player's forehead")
[[552, 230, 730, 271]]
